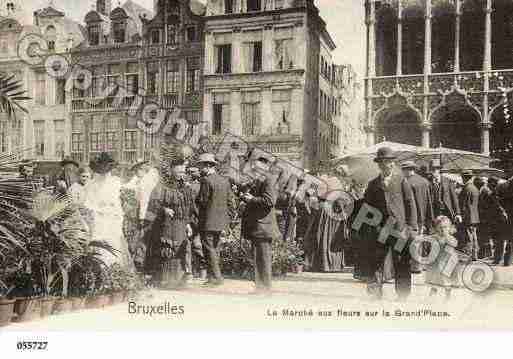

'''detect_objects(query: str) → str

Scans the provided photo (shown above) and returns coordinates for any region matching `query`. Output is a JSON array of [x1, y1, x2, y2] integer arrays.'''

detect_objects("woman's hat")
[[400, 160, 418, 169], [60, 156, 79, 168], [374, 147, 396, 163], [130, 158, 149, 171], [197, 153, 217, 165], [89, 152, 117, 174]]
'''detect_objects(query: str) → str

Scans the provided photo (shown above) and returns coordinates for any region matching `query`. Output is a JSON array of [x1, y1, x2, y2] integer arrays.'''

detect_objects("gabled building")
[[202, 0, 341, 168], [0, 0, 84, 163]]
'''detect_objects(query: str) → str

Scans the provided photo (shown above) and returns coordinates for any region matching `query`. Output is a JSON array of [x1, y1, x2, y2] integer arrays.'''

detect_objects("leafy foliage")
[[0, 72, 30, 121]]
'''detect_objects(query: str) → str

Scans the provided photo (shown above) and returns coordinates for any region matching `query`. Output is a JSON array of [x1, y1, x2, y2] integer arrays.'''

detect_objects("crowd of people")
[[14, 143, 513, 299]]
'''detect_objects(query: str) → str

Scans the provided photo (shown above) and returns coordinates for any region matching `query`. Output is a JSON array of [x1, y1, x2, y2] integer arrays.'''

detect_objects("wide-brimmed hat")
[[130, 159, 149, 171], [461, 170, 474, 177], [89, 152, 117, 174], [430, 159, 442, 169], [197, 153, 217, 165], [400, 160, 418, 169], [374, 147, 396, 163], [60, 156, 79, 168]]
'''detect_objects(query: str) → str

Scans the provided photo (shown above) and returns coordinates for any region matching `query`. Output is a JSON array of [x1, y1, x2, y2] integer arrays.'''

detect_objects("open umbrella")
[[415, 145, 492, 172]]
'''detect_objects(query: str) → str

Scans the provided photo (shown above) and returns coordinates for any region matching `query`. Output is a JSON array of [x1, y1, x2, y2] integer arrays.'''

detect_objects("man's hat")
[[400, 160, 418, 169], [130, 158, 149, 171], [197, 153, 217, 165], [488, 176, 500, 185], [374, 147, 396, 163], [60, 156, 79, 168], [461, 169, 474, 177], [431, 159, 442, 169], [89, 152, 117, 175]]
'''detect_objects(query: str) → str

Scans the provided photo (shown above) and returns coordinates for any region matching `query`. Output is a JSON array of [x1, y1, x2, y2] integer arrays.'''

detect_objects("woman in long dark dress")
[[145, 162, 197, 289], [304, 193, 347, 272]]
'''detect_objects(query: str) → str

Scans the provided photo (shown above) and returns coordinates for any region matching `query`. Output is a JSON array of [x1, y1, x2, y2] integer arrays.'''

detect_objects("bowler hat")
[[400, 160, 418, 169], [89, 152, 117, 175], [197, 153, 217, 165], [60, 156, 79, 168], [431, 159, 442, 169], [374, 147, 396, 163]]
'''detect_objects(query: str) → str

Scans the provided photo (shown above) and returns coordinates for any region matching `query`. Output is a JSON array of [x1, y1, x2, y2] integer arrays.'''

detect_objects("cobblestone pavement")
[[3, 272, 513, 331]]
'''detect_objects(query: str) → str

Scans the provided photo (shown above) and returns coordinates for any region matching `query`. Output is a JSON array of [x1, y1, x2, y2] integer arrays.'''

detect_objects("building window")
[[147, 62, 159, 95], [151, 29, 160, 44], [242, 91, 261, 136], [274, 0, 285, 9], [56, 79, 66, 104], [90, 116, 103, 154], [54, 119, 65, 158], [113, 22, 126, 43], [48, 41, 55, 51], [275, 38, 294, 70], [107, 63, 121, 90], [187, 26, 197, 42], [166, 59, 179, 93], [89, 24, 100, 46], [105, 117, 119, 156], [212, 92, 230, 135], [167, 25, 178, 45], [186, 57, 200, 93], [224, 0, 233, 14], [0, 120, 7, 153], [91, 65, 104, 98], [71, 117, 84, 163], [247, 0, 261, 12], [272, 89, 291, 134], [124, 115, 138, 163], [215, 44, 232, 74], [34, 120, 45, 157], [35, 72, 46, 105], [126, 62, 139, 96], [46, 25, 56, 51], [244, 41, 262, 72]]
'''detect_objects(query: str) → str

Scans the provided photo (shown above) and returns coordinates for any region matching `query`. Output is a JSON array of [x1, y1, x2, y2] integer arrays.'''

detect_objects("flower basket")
[[70, 297, 86, 311], [40, 296, 57, 318], [86, 294, 109, 309], [52, 297, 73, 315], [110, 292, 124, 305], [14, 297, 42, 323], [0, 298, 16, 327]]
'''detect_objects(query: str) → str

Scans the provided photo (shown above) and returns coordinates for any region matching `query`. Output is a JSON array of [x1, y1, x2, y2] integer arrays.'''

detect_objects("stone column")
[[396, 1, 403, 76], [263, 24, 274, 72], [231, 89, 242, 136], [365, 0, 376, 136], [204, 31, 213, 75], [232, 28, 242, 73], [454, 0, 461, 73], [203, 90, 212, 135], [261, 87, 273, 135], [481, 122, 491, 156], [424, 0, 432, 76], [483, 0, 492, 72], [421, 123, 431, 148]]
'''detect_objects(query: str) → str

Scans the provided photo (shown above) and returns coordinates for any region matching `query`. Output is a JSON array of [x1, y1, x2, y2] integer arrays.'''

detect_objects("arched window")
[[113, 22, 126, 43], [46, 25, 57, 51]]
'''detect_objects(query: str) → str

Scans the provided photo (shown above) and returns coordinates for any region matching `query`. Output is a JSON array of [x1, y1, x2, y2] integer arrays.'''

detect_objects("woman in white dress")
[[85, 153, 133, 269]]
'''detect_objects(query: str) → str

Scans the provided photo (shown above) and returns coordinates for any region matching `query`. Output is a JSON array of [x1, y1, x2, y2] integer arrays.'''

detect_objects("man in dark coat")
[[401, 160, 434, 273], [240, 151, 281, 292], [361, 147, 418, 300], [428, 159, 462, 222], [196, 153, 235, 286], [459, 170, 480, 260], [486, 177, 511, 266]]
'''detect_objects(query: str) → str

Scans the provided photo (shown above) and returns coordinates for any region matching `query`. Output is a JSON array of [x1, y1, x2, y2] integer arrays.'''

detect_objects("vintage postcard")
[[1, 0, 513, 341]]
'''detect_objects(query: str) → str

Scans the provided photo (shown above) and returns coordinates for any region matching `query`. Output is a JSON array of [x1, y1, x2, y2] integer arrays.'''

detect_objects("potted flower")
[[0, 280, 15, 327]]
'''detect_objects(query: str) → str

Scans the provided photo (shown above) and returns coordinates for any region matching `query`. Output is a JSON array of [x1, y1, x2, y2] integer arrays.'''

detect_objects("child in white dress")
[[425, 216, 459, 301]]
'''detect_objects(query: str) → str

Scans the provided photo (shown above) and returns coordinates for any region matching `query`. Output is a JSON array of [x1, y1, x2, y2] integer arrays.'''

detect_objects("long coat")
[[196, 172, 234, 233], [430, 176, 461, 220], [241, 176, 281, 241], [459, 181, 480, 225], [406, 173, 434, 231]]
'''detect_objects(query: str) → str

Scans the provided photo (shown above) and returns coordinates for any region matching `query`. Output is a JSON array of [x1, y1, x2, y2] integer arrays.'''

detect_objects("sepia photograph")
[[1, 0, 513, 356]]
